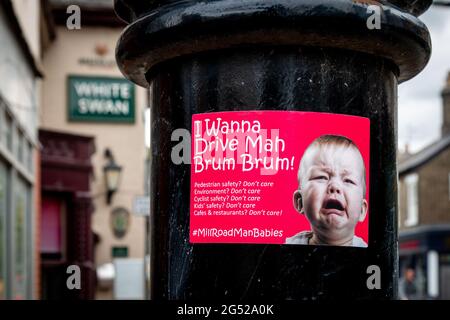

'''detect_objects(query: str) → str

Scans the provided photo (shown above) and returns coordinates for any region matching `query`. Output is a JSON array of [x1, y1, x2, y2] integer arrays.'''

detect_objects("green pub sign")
[[112, 246, 129, 258], [68, 75, 135, 123]]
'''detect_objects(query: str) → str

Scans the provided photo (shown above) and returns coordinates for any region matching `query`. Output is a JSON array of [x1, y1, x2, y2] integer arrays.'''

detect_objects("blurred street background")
[[0, 0, 149, 300]]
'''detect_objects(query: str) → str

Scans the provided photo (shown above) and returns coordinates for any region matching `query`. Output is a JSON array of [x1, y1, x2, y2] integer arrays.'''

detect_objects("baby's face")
[[299, 145, 367, 243]]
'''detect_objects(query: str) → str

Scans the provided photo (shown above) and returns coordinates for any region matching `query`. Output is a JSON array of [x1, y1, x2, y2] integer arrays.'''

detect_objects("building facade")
[[398, 72, 450, 300], [0, 0, 49, 300], [38, 0, 147, 299], [39, 129, 96, 299]]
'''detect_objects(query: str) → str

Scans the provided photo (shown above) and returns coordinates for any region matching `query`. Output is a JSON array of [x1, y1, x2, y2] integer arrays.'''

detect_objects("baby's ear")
[[359, 199, 368, 222], [293, 190, 304, 214]]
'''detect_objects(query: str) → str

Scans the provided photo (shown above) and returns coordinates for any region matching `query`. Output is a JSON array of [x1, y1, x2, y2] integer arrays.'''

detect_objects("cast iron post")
[[115, 0, 432, 300]]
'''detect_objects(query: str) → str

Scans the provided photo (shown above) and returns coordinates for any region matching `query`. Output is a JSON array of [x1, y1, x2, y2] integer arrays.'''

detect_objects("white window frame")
[[0, 97, 35, 300], [0, 160, 8, 300], [404, 173, 419, 227]]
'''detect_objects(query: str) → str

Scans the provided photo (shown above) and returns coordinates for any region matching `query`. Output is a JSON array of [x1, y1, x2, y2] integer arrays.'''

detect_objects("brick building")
[[398, 72, 450, 300]]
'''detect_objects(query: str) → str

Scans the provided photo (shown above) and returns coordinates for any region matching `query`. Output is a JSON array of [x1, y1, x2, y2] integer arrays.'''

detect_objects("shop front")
[[399, 225, 450, 300], [39, 129, 96, 299]]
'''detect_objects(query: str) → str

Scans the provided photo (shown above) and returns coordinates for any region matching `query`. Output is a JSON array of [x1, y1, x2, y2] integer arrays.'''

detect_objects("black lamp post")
[[104, 148, 122, 205], [115, 0, 432, 300]]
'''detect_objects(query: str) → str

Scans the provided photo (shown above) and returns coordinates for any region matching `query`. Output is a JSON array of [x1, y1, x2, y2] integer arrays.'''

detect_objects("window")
[[41, 197, 65, 260], [404, 173, 419, 227], [0, 107, 3, 146], [0, 80, 35, 301], [0, 161, 8, 300], [13, 178, 29, 300], [3, 113, 13, 152], [17, 133, 23, 164], [26, 142, 33, 172], [22, 140, 28, 169]]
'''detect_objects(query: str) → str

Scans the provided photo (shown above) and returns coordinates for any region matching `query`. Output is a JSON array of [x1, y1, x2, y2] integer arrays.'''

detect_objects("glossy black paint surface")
[[116, 0, 431, 87], [115, 0, 433, 22], [148, 47, 398, 300]]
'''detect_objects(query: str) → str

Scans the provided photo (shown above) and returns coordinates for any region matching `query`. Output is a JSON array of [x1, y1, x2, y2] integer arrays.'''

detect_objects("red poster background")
[[190, 111, 370, 245]]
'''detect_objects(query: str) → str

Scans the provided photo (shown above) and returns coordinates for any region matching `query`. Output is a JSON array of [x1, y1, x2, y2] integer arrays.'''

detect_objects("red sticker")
[[190, 111, 370, 247]]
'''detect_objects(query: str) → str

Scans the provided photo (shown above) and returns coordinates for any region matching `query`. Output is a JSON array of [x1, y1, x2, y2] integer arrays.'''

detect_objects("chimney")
[[442, 72, 450, 136], [404, 143, 410, 155]]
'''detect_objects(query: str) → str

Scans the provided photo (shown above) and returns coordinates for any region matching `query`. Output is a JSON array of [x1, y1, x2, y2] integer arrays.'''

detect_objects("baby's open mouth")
[[322, 199, 346, 216]]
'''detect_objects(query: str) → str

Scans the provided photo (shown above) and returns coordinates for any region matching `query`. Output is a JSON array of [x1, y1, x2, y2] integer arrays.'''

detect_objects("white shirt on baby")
[[285, 231, 368, 248]]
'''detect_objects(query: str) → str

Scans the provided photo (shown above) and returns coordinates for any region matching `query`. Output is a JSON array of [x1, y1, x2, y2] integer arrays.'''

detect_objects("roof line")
[[1, 0, 44, 78], [398, 133, 450, 176], [49, 0, 125, 27], [42, 0, 57, 42], [399, 224, 450, 237]]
